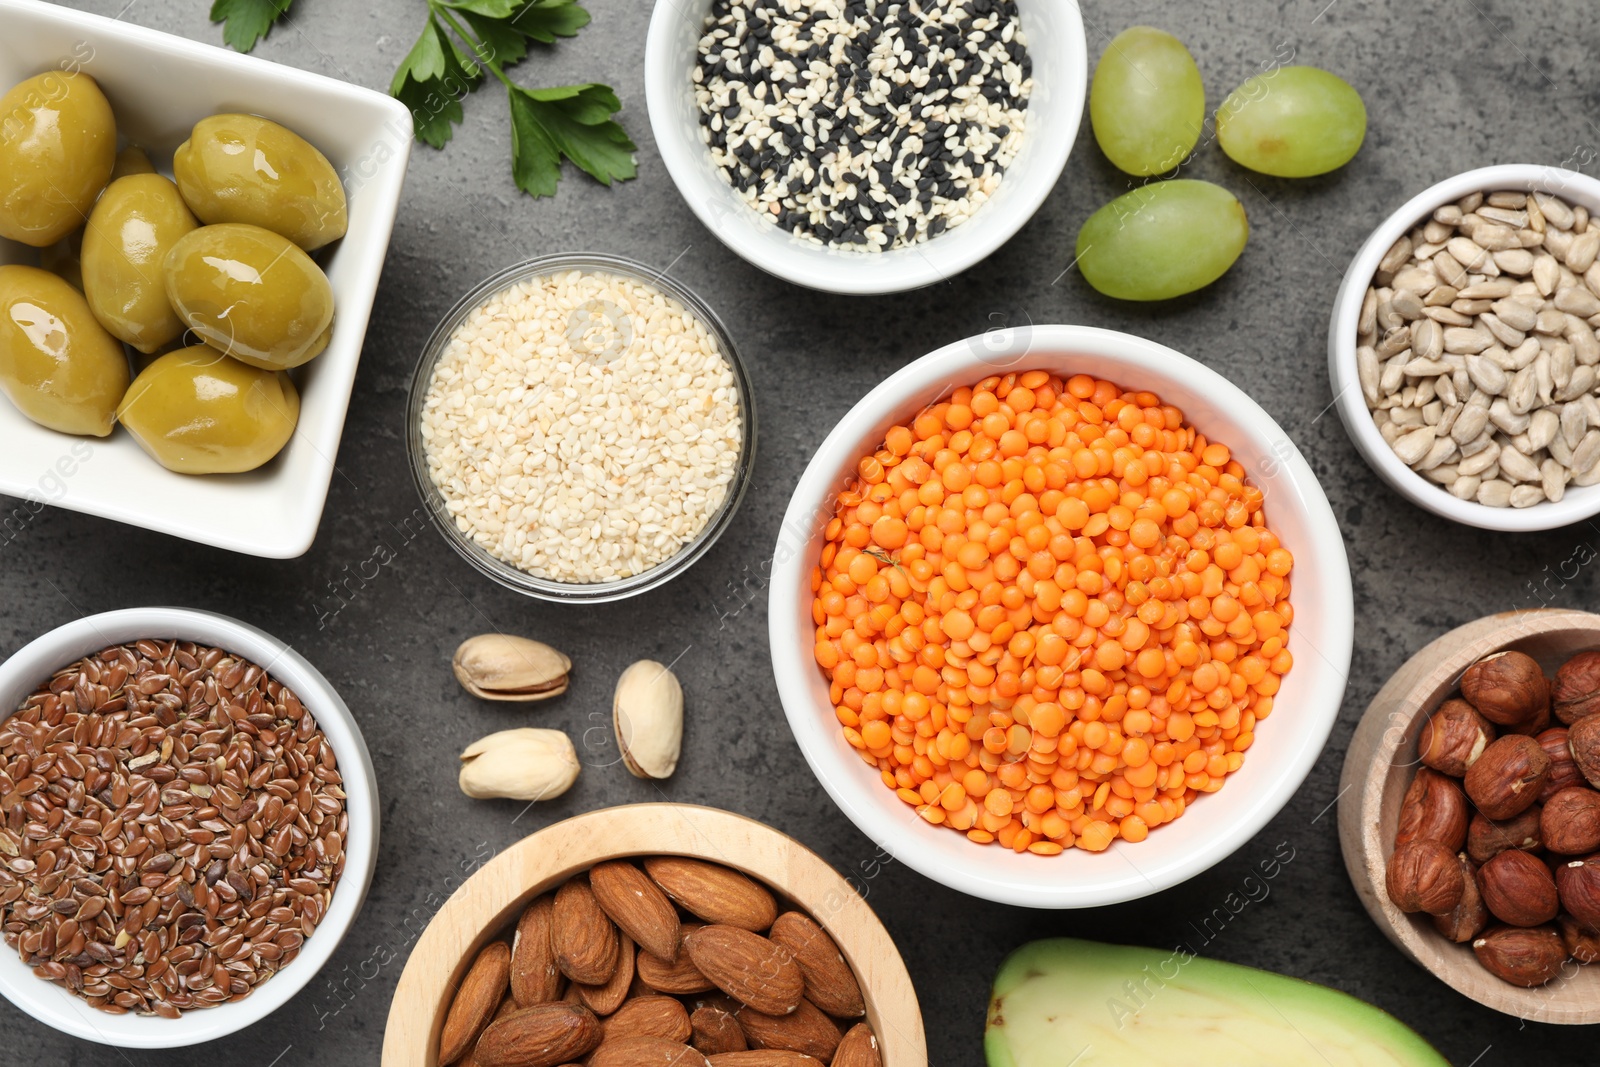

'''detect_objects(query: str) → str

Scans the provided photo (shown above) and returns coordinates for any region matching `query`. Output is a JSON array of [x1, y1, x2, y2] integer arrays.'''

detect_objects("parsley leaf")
[[210, 0, 295, 53], [507, 83, 636, 197], [391, 0, 636, 199], [390, 16, 481, 148]]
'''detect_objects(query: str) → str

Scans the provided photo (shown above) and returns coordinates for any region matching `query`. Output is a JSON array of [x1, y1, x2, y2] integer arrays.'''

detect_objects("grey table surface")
[[6, 0, 1600, 1062]]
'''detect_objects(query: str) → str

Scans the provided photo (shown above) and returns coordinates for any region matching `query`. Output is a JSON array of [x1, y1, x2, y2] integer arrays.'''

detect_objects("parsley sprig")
[[210, 0, 637, 199]]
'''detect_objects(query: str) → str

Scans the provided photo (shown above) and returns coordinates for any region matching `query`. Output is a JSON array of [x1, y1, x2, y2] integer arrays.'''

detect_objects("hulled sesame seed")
[[694, 0, 1034, 252]]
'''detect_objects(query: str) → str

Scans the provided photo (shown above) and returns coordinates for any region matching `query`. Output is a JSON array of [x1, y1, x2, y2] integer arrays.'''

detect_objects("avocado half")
[[986, 938, 1448, 1067]]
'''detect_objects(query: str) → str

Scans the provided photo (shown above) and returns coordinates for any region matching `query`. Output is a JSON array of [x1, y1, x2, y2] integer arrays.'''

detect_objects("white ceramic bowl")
[[768, 325, 1354, 907], [0, 0, 412, 558], [644, 0, 1086, 294], [1328, 164, 1600, 532], [0, 607, 379, 1047]]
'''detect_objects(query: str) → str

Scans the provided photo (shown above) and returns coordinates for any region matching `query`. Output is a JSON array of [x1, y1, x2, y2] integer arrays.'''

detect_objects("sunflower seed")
[[1478, 479, 1514, 506]]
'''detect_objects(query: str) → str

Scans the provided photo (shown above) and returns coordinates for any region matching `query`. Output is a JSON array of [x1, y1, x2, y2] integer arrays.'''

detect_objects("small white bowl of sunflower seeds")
[[1330, 164, 1600, 532], [407, 254, 756, 602], [645, 0, 1086, 295]]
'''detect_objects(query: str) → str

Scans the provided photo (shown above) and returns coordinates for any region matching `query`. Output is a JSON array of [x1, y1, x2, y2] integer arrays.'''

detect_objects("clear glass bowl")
[[405, 253, 757, 603]]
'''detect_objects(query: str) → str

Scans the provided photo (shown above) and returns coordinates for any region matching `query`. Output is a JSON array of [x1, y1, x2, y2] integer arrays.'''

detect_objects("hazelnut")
[[1553, 650, 1600, 725], [1467, 808, 1542, 865], [1504, 698, 1553, 738], [1386, 839, 1465, 915], [1556, 854, 1600, 928], [1471, 925, 1568, 987], [1461, 650, 1550, 726], [1464, 734, 1550, 819], [1557, 913, 1600, 964], [1540, 787, 1600, 855], [1568, 715, 1600, 789], [1418, 699, 1494, 777], [1478, 849, 1559, 926], [1535, 727, 1586, 802], [1432, 853, 1488, 944], [1394, 768, 1470, 852]]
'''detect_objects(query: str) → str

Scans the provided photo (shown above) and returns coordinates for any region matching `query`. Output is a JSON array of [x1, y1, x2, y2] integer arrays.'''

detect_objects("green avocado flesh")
[[985, 939, 1447, 1067]]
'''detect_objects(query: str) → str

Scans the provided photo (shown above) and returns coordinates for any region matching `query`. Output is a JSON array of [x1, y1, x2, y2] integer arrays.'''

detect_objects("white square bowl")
[[0, 0, 412, 558]]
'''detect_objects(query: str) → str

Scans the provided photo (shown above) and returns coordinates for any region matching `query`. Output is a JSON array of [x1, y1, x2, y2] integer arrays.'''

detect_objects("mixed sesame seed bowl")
[[0, 607, 378, 1048], [406, 253, 757, 603], [1330, 164, 1600, 532], [645, 0, 1086, 294], [768, 326, 1354, 907]]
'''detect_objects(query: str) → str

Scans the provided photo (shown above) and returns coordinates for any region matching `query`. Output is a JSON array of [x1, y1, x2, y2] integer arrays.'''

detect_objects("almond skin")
[[552, 877, 620, 986], [440, 941, 511, 1066], [707, 1053, 824, 1067], [588, 1036, 710, 1067], [642, 857, 777, 932], [576, 932, 635, 1016], [737, 999, 842, 1061], [766, 912, 865, 1019], [637, 922, 714, 994], [475, 1002, 603, 1067], [690, 1006, 748, 1055], [603, 995, 692, 1043], [683, 925, 805, 1016], [832, 1024, 881, 1067], [590, 860, 682, 962], [511, 894, 563, 1007]]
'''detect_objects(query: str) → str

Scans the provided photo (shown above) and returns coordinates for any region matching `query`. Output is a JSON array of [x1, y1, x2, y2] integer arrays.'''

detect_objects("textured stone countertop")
[[7, 0, 1600, 1063]]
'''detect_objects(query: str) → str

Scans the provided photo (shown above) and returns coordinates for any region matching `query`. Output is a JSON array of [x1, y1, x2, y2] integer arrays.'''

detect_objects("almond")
[[766, 912, 865, 1019], [576, 932, 635, 1015], [832, 1024, 881, 1067], [590, 860, 682, 962], [690, 1005, 748, 1055], [637, 922, 715, 994], [589, 1036, 711, 1067], [642, 857, 778, 932], [683, 925, 805, 1016], [707, 1053, 823, 1067], [738, 999, 841, 1061], [511, 894, 563, 1007], [552, 877, 620, 986], [475, 1002, 603, 1067], [440, 941, 511, 1065], [603, 995, 692, 1043]]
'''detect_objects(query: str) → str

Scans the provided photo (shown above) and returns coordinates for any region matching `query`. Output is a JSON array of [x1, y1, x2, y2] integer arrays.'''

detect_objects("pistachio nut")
[[453, 634, 571, 702], [458, 728, 579, 801], [613, 660, 684, 780]]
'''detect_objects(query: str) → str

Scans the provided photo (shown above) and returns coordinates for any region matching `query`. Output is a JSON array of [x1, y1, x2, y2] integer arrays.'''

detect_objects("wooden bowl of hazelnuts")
[[1339, 608, 1600, 1023]]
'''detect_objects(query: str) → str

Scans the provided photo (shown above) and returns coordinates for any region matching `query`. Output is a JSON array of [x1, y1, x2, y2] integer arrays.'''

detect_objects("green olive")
[[0, 264, 129, 436], [117, 345, 299, 474], [82, 174, 199, 353], [164, 223, 335, 370], [173, 113, 347, 251], [0, 72, 116, 247], [39, 229, 84, 292], [111, 145, 155, 180]]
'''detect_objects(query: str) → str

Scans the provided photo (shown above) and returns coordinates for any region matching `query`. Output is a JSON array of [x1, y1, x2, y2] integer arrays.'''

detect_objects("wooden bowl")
[[381, 804, 927, 1065], [1338, 608, 1600, 1023]]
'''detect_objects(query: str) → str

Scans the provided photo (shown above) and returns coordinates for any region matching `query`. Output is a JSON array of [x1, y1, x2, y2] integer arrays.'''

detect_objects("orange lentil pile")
[[810, 371, 1295, 855]]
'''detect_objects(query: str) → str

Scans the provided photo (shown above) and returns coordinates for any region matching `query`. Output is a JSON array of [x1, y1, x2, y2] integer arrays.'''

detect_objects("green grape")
[[1075, 180, 1249, 301], [1090, 27, 1205, 177], [1217, 66, 1366, 178]]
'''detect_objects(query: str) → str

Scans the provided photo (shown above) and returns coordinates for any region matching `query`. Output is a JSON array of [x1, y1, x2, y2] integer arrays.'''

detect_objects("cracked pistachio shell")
[[453, 634, 571, 701], [614, 660, 684, 780], [458, 728, 579, 801]]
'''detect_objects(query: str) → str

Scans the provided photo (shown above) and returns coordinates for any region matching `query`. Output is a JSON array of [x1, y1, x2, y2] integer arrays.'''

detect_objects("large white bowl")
[[768, 326, 1354, 907], [1328, 164, 1600, 532], [644, 0, 1086, 294], [0, 0, 412, 557], [0, 608, 379, 1047]]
